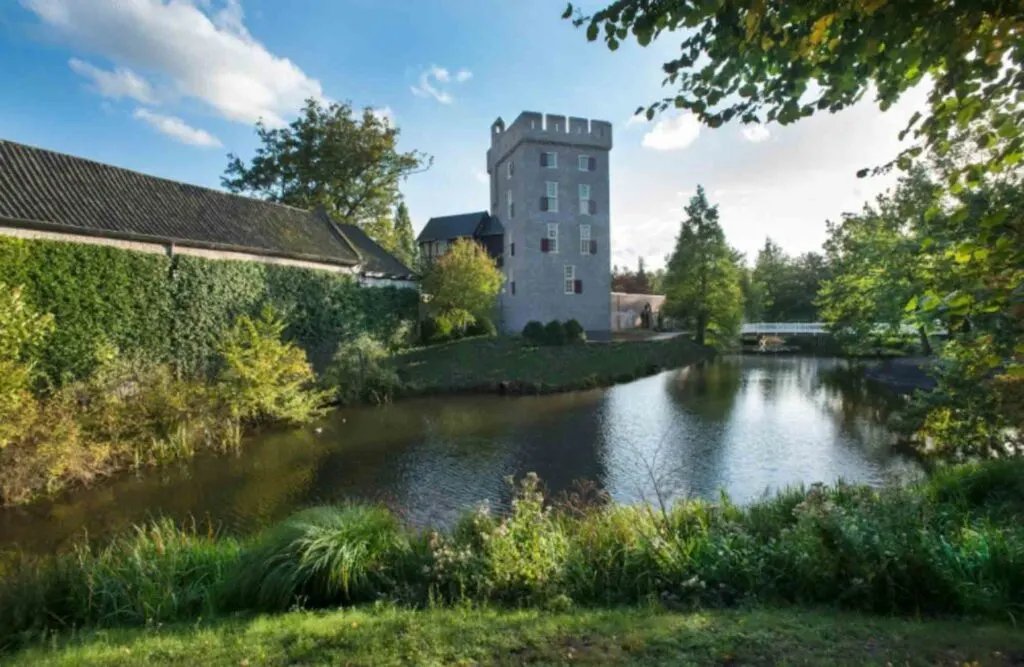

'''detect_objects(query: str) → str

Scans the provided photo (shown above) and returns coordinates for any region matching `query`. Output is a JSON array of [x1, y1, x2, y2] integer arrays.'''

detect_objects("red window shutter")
[[540, 197, 549, 212], [588, 157, 596, 171], [574, 279, 583, 294], [588, 200, 597, 215], [589, 239, 597, 255], [541, 238, 549, 252]]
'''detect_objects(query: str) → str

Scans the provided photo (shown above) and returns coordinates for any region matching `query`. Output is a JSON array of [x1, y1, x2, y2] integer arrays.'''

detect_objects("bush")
[[563, 319, 586, 344], [522, 321, 545, 343], [324, 334, 401, 405], [466, 315, 497, 338], [543, 320, 567, 346], [216, 305, 328, 425], [421, 315, 455, 345]]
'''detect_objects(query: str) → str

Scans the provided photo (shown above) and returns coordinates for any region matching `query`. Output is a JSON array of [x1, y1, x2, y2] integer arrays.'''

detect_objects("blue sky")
[[0, 0, 927, 268]]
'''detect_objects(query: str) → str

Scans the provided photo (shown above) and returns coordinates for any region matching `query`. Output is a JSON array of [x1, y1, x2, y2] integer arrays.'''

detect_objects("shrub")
[[563, 319, 586, 344], [543, 320, 567, 346], [225, 506, 406, 611], [421, 315, 456, 345], [216, 305, 328, 425], [0, 520, 240, 647], [522, 321, 545, 343], [0, 283, 53, 450], [466, 315, 497, 338], [324, 334, 401, 405]]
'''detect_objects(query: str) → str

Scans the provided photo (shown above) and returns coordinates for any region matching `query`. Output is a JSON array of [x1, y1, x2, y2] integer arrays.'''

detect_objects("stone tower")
[[486, 112, 613, 339]]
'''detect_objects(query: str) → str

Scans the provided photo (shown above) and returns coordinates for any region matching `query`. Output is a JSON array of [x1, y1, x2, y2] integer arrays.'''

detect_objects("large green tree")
[[663, 187, 744, 347], [565, 0, 1023, 182], [422, 239, 504, 330], [751, 239, 830, 322], [392, 201, 417, 270], [223, 99, 431, 250]]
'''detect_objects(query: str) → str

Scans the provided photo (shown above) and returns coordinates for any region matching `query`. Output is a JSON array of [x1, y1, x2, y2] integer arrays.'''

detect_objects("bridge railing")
[[741, 322, 827, 335]]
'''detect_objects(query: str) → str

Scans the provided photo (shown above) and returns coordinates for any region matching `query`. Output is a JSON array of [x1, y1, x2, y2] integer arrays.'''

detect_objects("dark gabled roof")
[[418, 211, 490, 242], [475, 214, 504, 237], [337, 223, 415, 279], [0, 139, 360, 267]]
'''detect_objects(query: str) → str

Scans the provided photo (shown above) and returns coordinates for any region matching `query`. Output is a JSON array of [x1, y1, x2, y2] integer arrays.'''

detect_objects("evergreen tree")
[[663, 186, 744, 347], [392, 201, 417, 269]]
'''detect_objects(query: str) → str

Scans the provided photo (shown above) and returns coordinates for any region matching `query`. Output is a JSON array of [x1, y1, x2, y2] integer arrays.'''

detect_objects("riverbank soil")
[[7, 606, 1023, 666], [391, 335, 713, 395]]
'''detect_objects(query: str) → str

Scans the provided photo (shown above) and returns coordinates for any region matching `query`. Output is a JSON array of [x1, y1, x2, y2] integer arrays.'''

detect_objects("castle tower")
[[486, 112, 613, 339]]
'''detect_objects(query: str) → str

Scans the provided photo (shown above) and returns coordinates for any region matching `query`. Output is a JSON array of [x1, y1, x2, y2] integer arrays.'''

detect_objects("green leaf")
[[561, 4, 573, 20], [586, 23, 598, 41], [904, 296, 918, 312]]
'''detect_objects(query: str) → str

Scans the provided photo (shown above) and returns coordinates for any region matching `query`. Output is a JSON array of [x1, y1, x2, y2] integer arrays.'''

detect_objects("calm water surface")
[[0, 356, 920, 553]]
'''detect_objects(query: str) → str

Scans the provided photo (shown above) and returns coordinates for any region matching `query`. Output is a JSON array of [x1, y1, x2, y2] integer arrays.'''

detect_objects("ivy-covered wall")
[[0, 237, 418, 382]]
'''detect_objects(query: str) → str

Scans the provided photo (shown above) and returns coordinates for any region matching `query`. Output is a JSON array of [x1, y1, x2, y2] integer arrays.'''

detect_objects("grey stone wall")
[[487, 112, 613, 339]]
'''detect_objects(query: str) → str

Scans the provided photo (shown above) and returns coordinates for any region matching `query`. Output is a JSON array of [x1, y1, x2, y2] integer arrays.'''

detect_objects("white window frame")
[[542, 151, 558, 168], [564, 265, 576, 295], [578, 184, 591, 215], [506, 160, 514, 179], [506, 190, 513, 219], [546, 223, 559, 254], [545, 181, 559, 212], [578, 155, 590, 171], [580, 224, 592, 255]]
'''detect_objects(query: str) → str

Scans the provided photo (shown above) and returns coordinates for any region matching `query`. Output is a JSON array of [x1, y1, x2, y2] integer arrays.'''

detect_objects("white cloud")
[[23, 0, 324, 127], [410, 64, 471, 104], [473, 170, 489, 185], [624, 113, 648, 128], [371, 106, 394, 125], [641, 113, 700, 151], [741, 124, 771, 143], [68, 58, 156, 104], [133, 108, 222, 147]]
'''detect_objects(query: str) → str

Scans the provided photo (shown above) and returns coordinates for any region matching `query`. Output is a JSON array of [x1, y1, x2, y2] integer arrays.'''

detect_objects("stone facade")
[[486, 112, 613, 340]]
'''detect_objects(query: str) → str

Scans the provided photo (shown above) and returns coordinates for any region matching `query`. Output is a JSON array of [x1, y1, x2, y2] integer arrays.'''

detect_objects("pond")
[[0, 356, 921, 554]]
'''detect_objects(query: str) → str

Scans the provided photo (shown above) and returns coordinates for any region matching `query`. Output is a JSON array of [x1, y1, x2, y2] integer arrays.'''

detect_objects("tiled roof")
[[417, 211, 490, 242], [475, 214, 505, 237], [0, 139, 360, 267], [338, 223, 416, 278]]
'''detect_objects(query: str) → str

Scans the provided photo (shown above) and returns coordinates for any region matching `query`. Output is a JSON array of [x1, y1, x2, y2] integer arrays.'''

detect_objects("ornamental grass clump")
[[224, 506, 407, 612]]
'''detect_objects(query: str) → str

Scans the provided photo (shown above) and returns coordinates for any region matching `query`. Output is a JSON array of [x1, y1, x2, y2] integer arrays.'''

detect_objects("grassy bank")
[[2, 460, 1023, 653], [390, 335, 712, 396], [8, 605, 1024, 666]]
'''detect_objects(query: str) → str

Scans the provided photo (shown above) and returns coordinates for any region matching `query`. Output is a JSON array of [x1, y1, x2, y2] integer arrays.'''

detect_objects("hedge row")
[[0, 237, 418, 382]]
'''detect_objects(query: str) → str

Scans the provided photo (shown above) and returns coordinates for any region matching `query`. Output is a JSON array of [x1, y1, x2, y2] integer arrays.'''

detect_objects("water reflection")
[[0, 356, 921, 554]]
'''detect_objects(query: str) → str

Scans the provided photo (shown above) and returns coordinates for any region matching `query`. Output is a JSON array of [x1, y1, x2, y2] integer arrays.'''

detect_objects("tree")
[[565, 0, 1024, 182], [392, 201, 417, 269], [750, 239, 830, 322], [612, 257, 653, 293], [421, 239, 504, 331], [663, 187, 744, 347], [223, 98, 431, 250]]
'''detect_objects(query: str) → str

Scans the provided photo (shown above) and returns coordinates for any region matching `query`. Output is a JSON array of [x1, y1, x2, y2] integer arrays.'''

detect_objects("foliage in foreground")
[[8, 605, 1024, 667], [2, 460, 1023, 650]]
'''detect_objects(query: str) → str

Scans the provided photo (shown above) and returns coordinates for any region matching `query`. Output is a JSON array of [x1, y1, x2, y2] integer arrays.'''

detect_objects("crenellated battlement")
[[487, 111, 612, 170]]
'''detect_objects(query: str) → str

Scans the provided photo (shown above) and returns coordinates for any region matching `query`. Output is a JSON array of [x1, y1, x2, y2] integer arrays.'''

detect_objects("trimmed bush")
[[563, 319, 586, 344], [324, 334, 401, 405], [421, 315, 455, 345], [522, 321, 545, 343], [466, 315, 497, 338], [543, 320, 567, 346]]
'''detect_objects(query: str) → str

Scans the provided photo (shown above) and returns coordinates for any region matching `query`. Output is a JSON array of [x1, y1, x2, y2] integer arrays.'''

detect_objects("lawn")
[[391, 335, 712, 396], [8, 605, 1023, 666]]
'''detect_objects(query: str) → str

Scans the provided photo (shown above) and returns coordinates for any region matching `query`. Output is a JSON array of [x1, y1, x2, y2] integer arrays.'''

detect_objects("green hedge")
[[0, 237, 418, 382]]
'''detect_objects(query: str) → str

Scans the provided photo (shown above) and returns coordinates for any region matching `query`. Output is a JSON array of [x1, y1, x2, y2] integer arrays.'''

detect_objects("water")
[[0, 356, 920, 553]]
